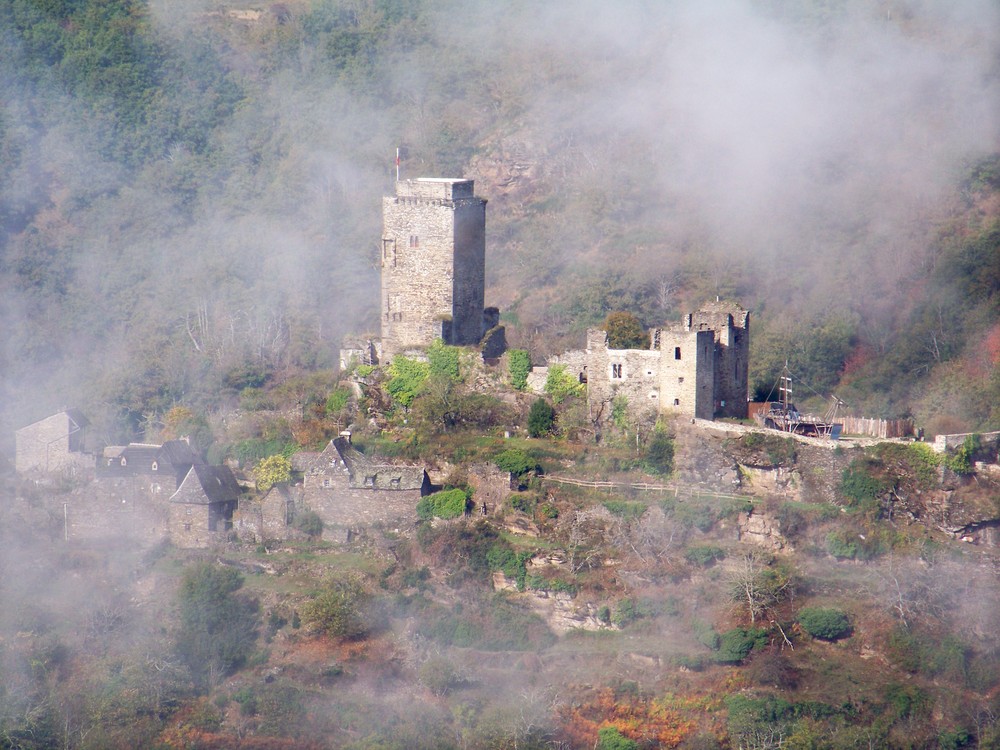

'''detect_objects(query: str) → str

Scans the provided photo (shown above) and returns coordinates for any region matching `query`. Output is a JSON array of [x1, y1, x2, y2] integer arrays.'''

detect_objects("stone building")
[[373, 178, 505, 361], [235, 483, 299, 544], [299, 436, 431, 540], [15, 409, 90, 474], [97, 439, 197, 492], [168, 464, 242, 548], [544, 301, 750, 423]]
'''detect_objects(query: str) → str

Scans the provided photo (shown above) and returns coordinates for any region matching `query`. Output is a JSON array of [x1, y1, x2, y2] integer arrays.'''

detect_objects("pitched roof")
[[170, 464, 241, 505], [159, 439, 198, 467], [18, 408, 90, 433], [331, 437, 427, 491]]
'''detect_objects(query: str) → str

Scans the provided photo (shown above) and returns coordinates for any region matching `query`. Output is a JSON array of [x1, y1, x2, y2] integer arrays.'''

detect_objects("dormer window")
[[151, 461, 158, 471], [120, 457, 127, 467]]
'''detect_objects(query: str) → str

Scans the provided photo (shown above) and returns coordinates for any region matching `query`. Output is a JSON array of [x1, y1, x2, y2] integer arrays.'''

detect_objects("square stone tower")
[[683, 301, 750, 418], [380, 178, 487, 359]]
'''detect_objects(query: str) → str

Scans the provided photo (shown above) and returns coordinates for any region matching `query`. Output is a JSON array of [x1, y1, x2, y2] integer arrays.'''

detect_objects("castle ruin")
[[543, 300, 750, 423]]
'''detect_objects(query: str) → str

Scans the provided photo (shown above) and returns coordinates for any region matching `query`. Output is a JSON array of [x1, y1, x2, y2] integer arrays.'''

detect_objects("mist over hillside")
[[1, 0, 998, 444]]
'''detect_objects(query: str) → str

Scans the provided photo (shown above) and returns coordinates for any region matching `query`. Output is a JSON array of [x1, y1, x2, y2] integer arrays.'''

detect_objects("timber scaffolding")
[[542, 475, 749, 503]]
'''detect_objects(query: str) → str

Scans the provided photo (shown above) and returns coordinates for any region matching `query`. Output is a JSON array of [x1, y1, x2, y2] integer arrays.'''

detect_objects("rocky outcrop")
[[737, 509, 787, 551]]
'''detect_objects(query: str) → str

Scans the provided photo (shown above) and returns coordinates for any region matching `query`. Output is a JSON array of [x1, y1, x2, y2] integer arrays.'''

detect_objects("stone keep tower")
[[380, 178, 488, 359], [683, 300, 750, 419]]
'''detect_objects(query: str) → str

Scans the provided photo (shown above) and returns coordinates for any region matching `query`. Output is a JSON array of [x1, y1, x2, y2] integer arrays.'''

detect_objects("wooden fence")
[[838, 416, 913, 439]]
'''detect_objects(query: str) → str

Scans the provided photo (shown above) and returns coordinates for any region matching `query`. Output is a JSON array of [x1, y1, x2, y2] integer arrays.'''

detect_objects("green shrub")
[[494, 447, 536, 476], [797, 607, 851, 640], [292, 510, 324, 538], [611, 597, 657, 628], [421, 488, 471, 519], [528, 398, 556, 437], [428, 339, 462, 382], [716, 628, 768, 664], [325, 386, 351, 414], [253, 454, 292, 493], [486, 544, 532, 590], [544, 364, 585, 404], [416, 496, 435, 521], [597, 726, 639, 750], [301, 578, 370, 639], [509, 494, 536, 514], [603, 311, 647, 350], [603, 500, 646, 520], [884, 683, 931, 720], [945, 434, 981, 475], [508, 349, 531, 390], [645, 428, 675, 475], [418, 656, 460, 696], [825, 530, 861, 559], [386, 356, 430, 407], [685, 545, 726, 567], [840, 459, 889, 509], [176, 563, 258, 686]]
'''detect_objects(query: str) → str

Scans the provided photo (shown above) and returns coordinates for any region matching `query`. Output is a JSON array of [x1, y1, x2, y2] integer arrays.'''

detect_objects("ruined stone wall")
[[380, 179, 486, 358], [583, 328, 715, 423], [467, 463, 512, 513], [932, 430, 1000, 454], [15, 477, 169, 546], [234, 485, 299, 543], [584, 329, 613, 420]]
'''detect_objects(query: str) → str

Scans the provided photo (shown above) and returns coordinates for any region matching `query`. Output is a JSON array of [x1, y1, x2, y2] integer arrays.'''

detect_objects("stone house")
[[168, 464, 242, 548], [541, 301, 750, 424], [15, 409, 90, 474], [299, 436, 431, 539], [97, 439, 197, 492]]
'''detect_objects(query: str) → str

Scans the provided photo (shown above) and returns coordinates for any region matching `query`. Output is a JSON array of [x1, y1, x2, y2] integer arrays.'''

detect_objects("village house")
[[168, 464, 242, 548], [96, 439, 198, 494], [298, 435, 431, 540], [15, 408, 91, 475]]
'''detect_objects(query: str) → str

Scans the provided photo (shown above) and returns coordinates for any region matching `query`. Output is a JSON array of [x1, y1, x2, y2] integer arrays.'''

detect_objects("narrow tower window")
[[611, 363, 623, 379], [674, 347, 682, 360]]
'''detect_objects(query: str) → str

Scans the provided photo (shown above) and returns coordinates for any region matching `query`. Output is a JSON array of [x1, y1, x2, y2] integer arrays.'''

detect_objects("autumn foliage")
[[556, 688, 694, 748]]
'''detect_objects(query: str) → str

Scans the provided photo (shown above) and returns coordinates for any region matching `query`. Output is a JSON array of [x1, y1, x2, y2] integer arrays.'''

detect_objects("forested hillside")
[[1, 0, 999, 443]]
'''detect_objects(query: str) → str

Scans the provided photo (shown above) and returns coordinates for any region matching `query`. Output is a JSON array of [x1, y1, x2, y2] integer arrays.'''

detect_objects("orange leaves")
[[556, 688, 695, 748]]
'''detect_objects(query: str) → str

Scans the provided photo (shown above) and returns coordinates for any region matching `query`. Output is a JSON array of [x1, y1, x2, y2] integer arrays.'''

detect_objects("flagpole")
[[395, 147, 400, 182]]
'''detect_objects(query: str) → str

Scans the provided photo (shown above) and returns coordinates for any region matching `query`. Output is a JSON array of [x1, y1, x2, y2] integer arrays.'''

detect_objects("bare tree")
[[727, 550, 792, 624]]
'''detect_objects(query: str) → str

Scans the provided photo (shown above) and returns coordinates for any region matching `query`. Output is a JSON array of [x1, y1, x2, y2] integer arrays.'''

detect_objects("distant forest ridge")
[[0, 0, 998, 447]]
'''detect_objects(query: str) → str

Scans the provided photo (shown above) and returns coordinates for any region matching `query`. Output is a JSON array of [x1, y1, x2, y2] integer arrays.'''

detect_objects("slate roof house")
[[15, 409, 90, 474], [298, 435, 431, 539], [168, 464, 242, 548], [97, 439, 198, 490]]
